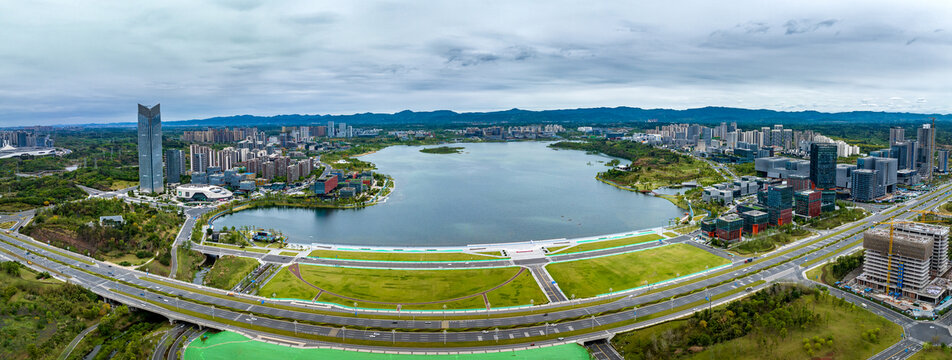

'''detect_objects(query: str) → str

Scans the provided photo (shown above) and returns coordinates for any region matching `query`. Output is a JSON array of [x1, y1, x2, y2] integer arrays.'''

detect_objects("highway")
[[1, 181, 951, 354]]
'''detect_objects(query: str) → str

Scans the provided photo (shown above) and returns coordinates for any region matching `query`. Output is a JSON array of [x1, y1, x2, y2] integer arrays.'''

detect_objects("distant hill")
[[88, 106, 952, 128]]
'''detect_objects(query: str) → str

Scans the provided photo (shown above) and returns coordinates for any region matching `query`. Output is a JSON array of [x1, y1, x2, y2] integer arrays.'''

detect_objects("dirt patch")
[[28, 226, 97, 255]]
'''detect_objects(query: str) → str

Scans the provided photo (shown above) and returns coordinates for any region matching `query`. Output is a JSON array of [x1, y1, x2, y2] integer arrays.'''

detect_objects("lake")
[[214, 142, 685, 246]]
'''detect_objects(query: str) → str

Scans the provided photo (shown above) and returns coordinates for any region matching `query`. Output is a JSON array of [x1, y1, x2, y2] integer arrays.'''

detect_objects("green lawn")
[[204, 255, 259, 290], [103, 251, 150, 266], [307, 249, 499, 262], [686, 295, 902, 359], [611, 286, 901, 360], [279, 251, 298, 256], [547, 243, 730, 298], [259, 265, 546, 310], [910, 347, 952, 360], [554, 233, 664, 255], [185, 331, 591, 360], [138, 257, 171, 277]]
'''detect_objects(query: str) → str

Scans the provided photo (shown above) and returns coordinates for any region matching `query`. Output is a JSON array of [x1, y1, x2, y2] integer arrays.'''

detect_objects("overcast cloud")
[[1, 0, 950, 126]]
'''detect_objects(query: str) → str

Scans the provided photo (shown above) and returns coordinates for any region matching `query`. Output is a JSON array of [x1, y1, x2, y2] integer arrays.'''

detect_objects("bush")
[[157, 251, 171, 267], [135, 250, 153, 259]]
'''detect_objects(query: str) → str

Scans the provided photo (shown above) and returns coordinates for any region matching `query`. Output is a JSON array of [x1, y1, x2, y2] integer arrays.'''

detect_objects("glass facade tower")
[[138, 104, 164, 193]]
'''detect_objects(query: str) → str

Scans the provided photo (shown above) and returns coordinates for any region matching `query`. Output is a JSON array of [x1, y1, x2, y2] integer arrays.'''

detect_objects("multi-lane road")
[[2, 181, 952, 356]]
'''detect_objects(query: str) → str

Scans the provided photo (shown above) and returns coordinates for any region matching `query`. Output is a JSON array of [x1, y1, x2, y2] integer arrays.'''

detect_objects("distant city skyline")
[[1, 1, 951, 126]]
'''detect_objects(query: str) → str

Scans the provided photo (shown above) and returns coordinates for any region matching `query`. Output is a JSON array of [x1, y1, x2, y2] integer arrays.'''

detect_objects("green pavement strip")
[[184, 331, 591, 360]]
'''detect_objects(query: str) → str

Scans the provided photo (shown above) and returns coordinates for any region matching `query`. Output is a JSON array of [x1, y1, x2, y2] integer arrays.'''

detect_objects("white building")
[[175, 184, 233, 202]]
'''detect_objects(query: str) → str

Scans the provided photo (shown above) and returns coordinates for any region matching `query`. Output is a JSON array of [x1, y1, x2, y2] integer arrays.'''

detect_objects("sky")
[[1, 1, 951, 126]]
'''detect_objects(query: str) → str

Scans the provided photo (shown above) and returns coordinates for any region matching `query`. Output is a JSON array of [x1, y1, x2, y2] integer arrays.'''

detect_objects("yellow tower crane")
[[876, 214, 949, 297]]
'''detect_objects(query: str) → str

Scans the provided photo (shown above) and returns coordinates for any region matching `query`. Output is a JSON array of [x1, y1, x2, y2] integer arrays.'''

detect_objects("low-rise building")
[[715, 214, 744, 243], [175, 184, 233, 202]]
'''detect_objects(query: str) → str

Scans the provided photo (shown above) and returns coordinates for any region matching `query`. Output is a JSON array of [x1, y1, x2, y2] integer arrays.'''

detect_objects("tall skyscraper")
[[917, 124, 936, 182], [889, 127, 905, 146], [810, 143, 837, 189], [165, 149, 184, 183], [938, 149, 949, 173], [137, 104, 163, 193], [810, 143, 838, 211]]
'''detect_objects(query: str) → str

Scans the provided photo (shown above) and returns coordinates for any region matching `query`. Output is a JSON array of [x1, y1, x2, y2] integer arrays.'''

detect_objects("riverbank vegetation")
[[612, 284, 901, 359], [550, 140, 724, 191], [420, 146, 464, 154], [21, 198, 184, 262]]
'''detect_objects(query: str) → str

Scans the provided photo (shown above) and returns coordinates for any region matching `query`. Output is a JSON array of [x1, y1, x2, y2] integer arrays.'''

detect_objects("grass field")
[[103, 251, 150, 266], [686, 295, 902, 359], [138, 257, 171, 277], [204, 255, 259, 290], [279, 251, 298, 256], [307, 249, 499, 261], [547, 243, 730, 298], [0, 221, 15, 229], [259, 265, 546, 310], [611, 287, 901, 360], [554, 233, 664, 255], [184, 331, 591, 360], [910, 347, 952, 359]]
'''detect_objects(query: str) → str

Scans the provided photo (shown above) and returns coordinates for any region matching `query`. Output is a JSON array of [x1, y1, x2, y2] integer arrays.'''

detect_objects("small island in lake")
[[420, 146, 464, 154]]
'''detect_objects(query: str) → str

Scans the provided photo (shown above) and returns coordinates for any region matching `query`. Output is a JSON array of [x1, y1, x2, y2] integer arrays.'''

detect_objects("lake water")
[[214, 142, 685, 246]]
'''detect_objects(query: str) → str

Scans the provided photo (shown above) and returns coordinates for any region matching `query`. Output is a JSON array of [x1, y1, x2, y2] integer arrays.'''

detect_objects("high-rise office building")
[[810, 143, 838, 211], [917, 124, 936, 182], [165, 149, 184, 184], [889, 127, 905, 146], [851, 169, 883, 202], [890, 141, 917, 170], [810, 143, 837, 189], [938, 149, 949, 173], [137, 104, 163, 193]]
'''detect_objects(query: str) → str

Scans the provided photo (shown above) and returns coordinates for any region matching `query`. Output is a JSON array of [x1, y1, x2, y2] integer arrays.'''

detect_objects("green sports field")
[[185, 331, 591, 360], [259, 264, 547, 310], [547, 243, 730, 298]]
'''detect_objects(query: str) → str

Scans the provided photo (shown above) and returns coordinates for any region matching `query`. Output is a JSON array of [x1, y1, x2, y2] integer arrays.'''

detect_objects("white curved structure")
[[175, 184, 233, 201]]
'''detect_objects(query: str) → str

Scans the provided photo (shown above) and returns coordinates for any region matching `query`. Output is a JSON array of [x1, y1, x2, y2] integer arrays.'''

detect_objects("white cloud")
[[0, 0, 951, 126]]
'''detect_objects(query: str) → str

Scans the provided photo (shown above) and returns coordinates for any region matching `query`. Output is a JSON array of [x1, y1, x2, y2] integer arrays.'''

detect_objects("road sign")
[[551, 281, 556, 285]]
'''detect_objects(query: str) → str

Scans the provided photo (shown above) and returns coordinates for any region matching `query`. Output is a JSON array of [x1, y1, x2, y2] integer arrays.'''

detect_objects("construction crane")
[[876, 213, 948, 298]]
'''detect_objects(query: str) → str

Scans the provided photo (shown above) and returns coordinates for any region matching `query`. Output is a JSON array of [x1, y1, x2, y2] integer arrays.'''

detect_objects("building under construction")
[[855, 224, 951, 304]]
